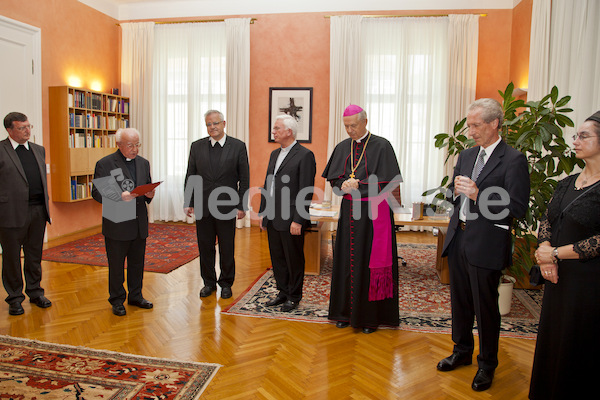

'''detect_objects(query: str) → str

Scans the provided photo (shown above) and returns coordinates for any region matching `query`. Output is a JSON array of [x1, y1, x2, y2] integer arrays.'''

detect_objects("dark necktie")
[[471, 149, 486, 181]]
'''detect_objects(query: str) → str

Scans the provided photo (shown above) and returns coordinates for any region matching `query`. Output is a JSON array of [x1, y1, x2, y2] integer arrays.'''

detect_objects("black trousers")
[[447, 227, 502, 371], [195, 215, 236, 289], [104, 236, 146, 305], [0, 204, 47, 305], [266, 225, 306, 302]]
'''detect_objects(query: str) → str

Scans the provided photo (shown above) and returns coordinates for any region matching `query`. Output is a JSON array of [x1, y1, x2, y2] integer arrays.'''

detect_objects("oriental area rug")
[[223, 243, 542, 339], [0, 335, 219, 399], [42, 223, 198, 273]]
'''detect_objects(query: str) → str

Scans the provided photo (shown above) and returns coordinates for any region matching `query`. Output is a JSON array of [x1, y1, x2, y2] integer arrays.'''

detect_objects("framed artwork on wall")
[[268, 87, 313, 143]]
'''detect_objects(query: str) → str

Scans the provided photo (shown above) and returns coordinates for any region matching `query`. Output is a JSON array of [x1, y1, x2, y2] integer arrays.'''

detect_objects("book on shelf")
[[71, 178, 91, 200]]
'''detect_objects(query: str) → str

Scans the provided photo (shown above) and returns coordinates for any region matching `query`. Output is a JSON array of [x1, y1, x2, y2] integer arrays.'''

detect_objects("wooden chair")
[[391, 185, 407, 266]]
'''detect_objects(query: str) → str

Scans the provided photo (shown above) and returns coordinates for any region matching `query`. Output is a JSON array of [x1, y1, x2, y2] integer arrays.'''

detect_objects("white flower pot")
[[498, 275, 516, 316]]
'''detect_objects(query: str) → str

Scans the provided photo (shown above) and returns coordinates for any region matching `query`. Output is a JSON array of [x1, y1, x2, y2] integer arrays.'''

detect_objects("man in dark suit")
[[0, 112, 52, 316], [92, 128, 155, 316], [259, 114, 316, 312], [184, 110, 250, 299], [437, 99, 530, 391]]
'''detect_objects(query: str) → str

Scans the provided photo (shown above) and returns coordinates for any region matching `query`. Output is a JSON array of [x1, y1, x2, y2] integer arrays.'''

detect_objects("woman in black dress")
[[529, 111, 600, 399]]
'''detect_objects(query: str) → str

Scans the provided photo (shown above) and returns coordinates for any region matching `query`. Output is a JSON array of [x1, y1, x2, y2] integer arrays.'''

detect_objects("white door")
[[0, 15, 42, 144], [0, 16, 43, 251]]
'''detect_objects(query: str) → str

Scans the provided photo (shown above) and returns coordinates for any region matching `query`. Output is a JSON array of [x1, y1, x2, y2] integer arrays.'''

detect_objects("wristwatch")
[[552, 247, 561, 263]]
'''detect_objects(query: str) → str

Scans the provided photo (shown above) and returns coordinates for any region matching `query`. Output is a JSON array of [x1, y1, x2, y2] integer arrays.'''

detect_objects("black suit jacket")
[[92, 150, 152, 241], [441, 140, 530, 270], [184, 135, 250, 218], [0, 139, 50, 228], [260, 142, 316, 231]]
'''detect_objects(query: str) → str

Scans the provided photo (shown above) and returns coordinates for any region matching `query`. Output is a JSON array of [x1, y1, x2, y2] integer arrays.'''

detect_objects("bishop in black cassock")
[[322, 104, 402, 333]]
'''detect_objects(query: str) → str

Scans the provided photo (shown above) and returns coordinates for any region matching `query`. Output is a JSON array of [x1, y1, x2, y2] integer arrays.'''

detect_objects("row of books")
[[106, 98, 130, 114], [68, 92, 129, 114], [69, 113, 129, 130], [69, 132, 116, 148], [71, 179, 92, 200]]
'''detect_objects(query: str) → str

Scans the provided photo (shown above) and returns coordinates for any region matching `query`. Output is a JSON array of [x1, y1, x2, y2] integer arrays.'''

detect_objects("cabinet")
[[49, 86, 129, 202]]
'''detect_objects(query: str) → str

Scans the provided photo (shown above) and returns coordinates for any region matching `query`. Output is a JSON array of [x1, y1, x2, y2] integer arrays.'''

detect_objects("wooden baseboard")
[[45, 225, 102, 248]]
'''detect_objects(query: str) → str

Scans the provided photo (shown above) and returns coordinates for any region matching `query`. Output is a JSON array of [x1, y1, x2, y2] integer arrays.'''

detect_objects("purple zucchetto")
[[343, 104, 364, 117], [585, 110, 600, 124]]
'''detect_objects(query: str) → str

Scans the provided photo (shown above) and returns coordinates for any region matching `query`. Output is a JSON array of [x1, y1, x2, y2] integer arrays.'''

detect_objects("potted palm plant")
[[424, 83, 584, 287]]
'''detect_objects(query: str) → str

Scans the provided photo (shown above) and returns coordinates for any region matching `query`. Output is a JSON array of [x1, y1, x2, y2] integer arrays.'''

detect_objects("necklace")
[[575, 169, 600, 190], [350, 132, 371, 178]]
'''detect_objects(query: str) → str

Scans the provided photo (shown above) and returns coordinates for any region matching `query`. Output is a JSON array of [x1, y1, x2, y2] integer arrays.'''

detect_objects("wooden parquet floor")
[[0, 226, 536, 399]]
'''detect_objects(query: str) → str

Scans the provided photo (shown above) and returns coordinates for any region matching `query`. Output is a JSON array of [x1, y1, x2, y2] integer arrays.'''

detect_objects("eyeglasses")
[[125, 143, 142, 149], [206, 121, 223, 127], [572, 133, 598, 141], [13, 124, 33, 132]]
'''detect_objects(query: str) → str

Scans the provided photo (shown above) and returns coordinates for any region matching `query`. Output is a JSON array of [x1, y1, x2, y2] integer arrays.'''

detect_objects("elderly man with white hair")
[[92, 127, 155, 316]]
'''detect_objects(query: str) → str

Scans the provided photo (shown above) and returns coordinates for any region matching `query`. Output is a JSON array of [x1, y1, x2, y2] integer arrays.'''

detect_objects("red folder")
[[131, 181, 162, 196]]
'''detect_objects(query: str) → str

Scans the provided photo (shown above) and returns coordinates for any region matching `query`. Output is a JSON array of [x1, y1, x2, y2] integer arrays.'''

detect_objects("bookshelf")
[[49, 86, 130, 202]]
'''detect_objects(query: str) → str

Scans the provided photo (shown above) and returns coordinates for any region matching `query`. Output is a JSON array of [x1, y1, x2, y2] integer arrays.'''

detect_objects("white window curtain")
[[529, 0, 600, 140], [325, 15, 363, 205], [361, 17, 448, 210], [328, 15, 478, 216], [225, 18, 251, 144], [120, 22, 154, 160], [445, 14, 479, 177], [528, 0, 551, 101], [151, 22, 227, 222]]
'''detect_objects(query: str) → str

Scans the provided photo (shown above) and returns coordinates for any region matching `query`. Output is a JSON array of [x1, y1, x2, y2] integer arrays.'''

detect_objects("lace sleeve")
[[537, 209, 552, 244], [573, 234, 600, 261]]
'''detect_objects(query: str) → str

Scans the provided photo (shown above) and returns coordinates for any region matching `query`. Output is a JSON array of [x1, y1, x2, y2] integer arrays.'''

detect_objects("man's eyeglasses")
[[13, 125, 33, 132], [206, 121, 223, 127], [572, 133, 598, 141], [125, 143, 142, 149]]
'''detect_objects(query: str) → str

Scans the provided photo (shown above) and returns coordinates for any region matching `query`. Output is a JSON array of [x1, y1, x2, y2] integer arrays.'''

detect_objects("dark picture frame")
[[268, 87, 313, 143]]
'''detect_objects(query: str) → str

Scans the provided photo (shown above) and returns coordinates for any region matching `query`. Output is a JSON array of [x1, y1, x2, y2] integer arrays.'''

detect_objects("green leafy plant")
[[424, 83, 584, 278]]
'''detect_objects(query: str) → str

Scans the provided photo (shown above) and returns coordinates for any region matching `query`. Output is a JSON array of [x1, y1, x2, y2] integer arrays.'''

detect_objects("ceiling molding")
[[78, 0, 517, 21]]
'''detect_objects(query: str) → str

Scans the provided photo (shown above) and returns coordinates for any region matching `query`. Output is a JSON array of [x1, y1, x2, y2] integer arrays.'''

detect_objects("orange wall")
[[510, 0, 533, 95], [0, 0, 120, 239], [1, 3, 529, 237], [248, 13, 331, 212]]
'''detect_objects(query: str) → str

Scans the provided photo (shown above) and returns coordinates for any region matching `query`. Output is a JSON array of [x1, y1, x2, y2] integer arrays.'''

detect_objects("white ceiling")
[[78, 0, 522, 21]]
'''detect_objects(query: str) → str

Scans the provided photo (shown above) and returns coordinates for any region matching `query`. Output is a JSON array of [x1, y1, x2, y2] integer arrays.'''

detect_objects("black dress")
[[529, 174, 600, 399]]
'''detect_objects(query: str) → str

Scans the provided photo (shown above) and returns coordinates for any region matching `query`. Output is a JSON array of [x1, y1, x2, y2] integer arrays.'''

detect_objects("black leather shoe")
[[199, 286, 216, 298], [112, 304, 126, 316], [362, 327, 377, 334], [8, 303, 24, 316], [472, 368, 494, 391], [128, 298, 153, 309], [280, 300, 299, 312], [30, 295, 52, 308], [221, 287, 232, 299], [336, 321, 350, 328], [266, 295, 286, 307], [437, 353, 472, 371]]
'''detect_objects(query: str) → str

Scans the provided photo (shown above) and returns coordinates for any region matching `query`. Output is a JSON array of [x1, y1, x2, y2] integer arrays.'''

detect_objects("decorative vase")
[[498, 275, 516, 316]]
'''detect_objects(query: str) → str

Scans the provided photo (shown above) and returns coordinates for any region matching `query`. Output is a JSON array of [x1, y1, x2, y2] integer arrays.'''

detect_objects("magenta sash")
[[343, 193, 394, 301]]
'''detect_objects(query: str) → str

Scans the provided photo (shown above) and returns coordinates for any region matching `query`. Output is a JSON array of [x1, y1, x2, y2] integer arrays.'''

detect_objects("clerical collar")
[[210, 134, 227, 147], [355, 131, 369, 143], [8, 136, 29, 150], [280, 140, 297, 152], [117, 149, 134, 162]]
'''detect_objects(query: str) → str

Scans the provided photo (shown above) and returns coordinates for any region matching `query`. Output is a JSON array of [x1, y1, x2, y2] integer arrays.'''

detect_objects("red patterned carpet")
[[223, 244, 542, 339], [42, 223, 198, 273], [0, 335, 219, 399]]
